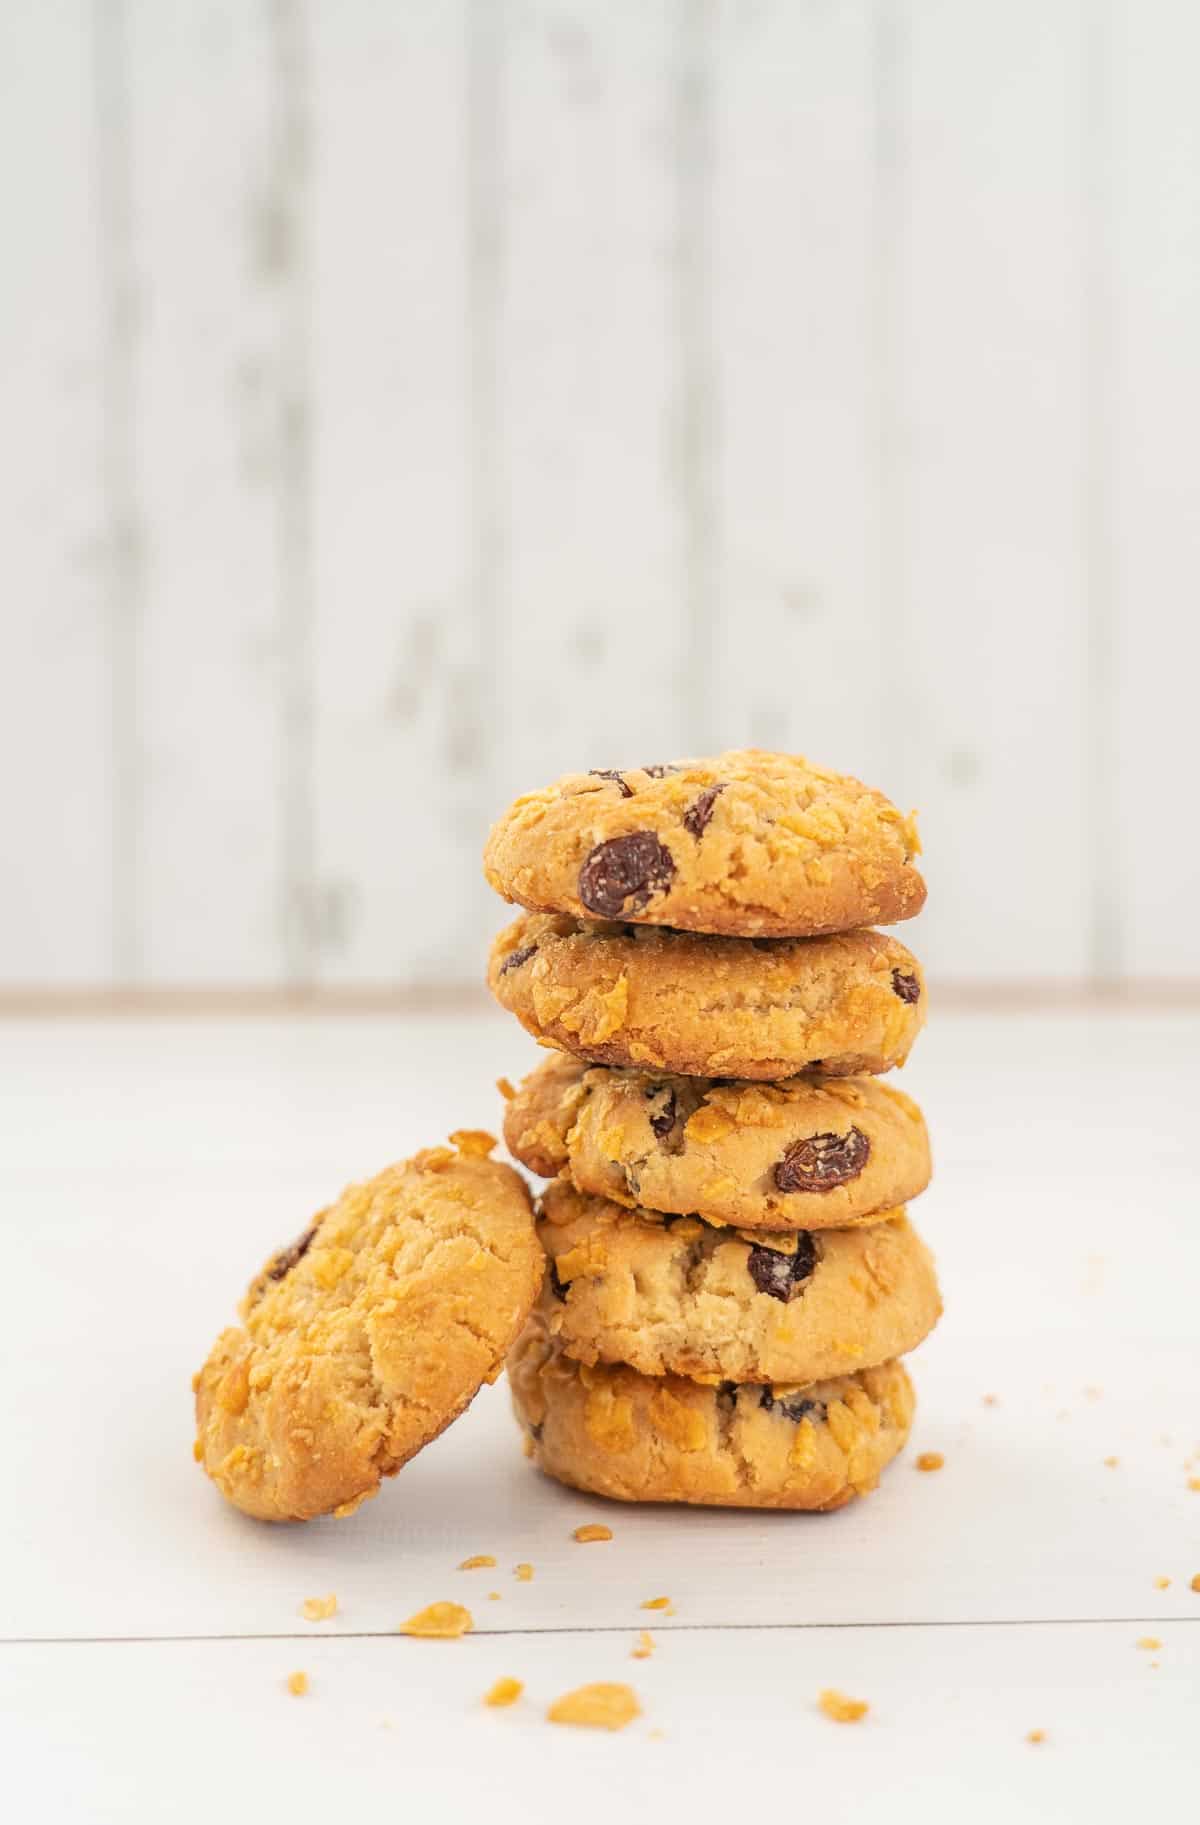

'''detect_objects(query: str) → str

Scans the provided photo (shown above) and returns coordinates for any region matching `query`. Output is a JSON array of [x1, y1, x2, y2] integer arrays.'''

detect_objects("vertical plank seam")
[[268, 0, 316, 986], [1083, 0, 1120, 981], [677, 0, 716, 752], [93, 0, 142, 982], [872, 0, 906, 793], [468, 0, 503, 812]]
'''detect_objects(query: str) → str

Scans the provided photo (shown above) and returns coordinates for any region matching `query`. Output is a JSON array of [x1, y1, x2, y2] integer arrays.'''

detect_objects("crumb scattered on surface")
[[641, 1596, 674, 1613], [648, 1728, 666, 1741], [632, 1630, 655, 1659], [1191, 1574, 1200, 1593], [818, 1689, 868, 1724], [982, 1394, 998, 1407], [301, 1593, 337, 1622], [488, 1591, 501, 1601], [547, 1683, 641, 1731], [1103, 1456, 1119, 1468], [1136, 1637, 1161, 1651], [1154, 1577, 1171, 1590], [496, 1077, 516, 1101], [458, 1555, 497, 1570], [287, 1671, 308, 1696], [1084, 1387, 1102, 1402], [1026, 1729, 1046, 1745], [573, 1524, 613, 1543], [915, 1451, 944, 1472], [484, 1677, 524, 1708], [399, 1601, 474, 1639], [515, 1563, 534, 1582], [1188, 1477, 1200, 1492]]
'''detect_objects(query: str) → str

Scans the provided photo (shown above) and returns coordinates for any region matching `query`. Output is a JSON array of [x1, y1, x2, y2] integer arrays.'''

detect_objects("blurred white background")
[[2, 0, 1197, 997]]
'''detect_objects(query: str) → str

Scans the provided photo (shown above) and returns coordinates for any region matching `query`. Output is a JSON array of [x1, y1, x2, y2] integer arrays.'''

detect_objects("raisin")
[[588, 768, 632, 798], [891, 968, 920, 1004], [548, 1258, 570, 1302], [529, 1420, 544, 1442], [774, 1128, 870, 1194], [647, 1085, 677, 1140], [746, 1233, 817, 1303], [578, 832, 676, 918], [498, 943, 537, 975], [641, 764, 679, 778], [266, 1224, 317, 1282], [760, 1387, 827, 1424], [681, 783, 725, 839], [717, 1380, 738, 1400]]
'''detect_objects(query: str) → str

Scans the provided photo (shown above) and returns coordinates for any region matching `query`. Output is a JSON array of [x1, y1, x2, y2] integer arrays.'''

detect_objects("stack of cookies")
[[484, 750, 940, 1512]]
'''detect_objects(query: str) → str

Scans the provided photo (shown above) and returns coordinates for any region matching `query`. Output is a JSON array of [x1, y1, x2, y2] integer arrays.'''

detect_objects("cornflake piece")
[[915, 1451, 944, 1472], [448, 1128, 497, 1157], [1154, 1577, 1171, 1590], [1026, 1729, 1046, 1745], [301, 1593, 337, 1622], [458, 1555, 497, 1571], [496, 1077, 516, 1101], [399, 1601, 474, 1639], [1103, 1456, 1119, 1469], [632, 1630, 655, 1660], [515, 1563, 534, 1582], [1136, 1637, 1161, 1651], [1188, 1477, 1200, 1492], [287, 1671, 309, 1697], [641, 1596, 674, 1613], [1191, 1574, 1200, 1593], [573, 1524, 613, 1544], [488, 1592, 502, 1601], [982, 1394, 998, 1407], [547, 1683, 641, 1732], [484, 1677, 524, 1708], [818, 1689, 868, 1724]]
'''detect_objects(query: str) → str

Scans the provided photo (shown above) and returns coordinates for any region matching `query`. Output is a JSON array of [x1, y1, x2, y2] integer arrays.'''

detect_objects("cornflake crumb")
[[1188, 1477, 1200, 1492], [458, 1555, 497, 1571], [287, 1671, 309, 1697], [641, 1596, 674, 1613], [1103, 1456, 1119, 1468], [632, 1630, 655, 1660], [547, 1683, 641, 1732], [488, 1592, 501, 1601], [915, 1451, 944, 1472], [1154, 1577, 1171, 1590], [484, 1677, 524, 1708], [399, 1601, 474, 1639], [1191, 1574, 1200, 1593], [1084, 1387, 1103, 1402], [449, 1129, 496, 1158], [573, 1524, 614, 1544], [496, 1077, 516, 1101], [301, 1593, 337, 1622], [818, 1688, 869, 1724], [515, 1563, 534, 1582], [1136, 1637, 1161, 1651], [1026, 1729, 1046, 1745], [982, 1394, 998, 1407]]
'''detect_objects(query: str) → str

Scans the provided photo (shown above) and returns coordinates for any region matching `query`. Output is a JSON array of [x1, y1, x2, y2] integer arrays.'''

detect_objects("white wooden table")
[[2, 1005, 1197, 1822]]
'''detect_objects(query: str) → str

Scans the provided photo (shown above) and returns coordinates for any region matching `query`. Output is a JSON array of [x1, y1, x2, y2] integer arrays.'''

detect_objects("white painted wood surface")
[[1, 1006, 1198, 1820], [2, 0, 1198, 991]]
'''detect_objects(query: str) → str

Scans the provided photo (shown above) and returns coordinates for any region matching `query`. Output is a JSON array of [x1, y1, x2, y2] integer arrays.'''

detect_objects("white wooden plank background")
[[1, 0, 1197, 992]]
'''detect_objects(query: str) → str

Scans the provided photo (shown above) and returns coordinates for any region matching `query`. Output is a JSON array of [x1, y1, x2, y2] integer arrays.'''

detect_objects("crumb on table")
[[818, 1689, 868, 1724], [1191, 1574, 1200, 1593], [458, 1555, 497, 1570], [1136, 1637, 1162, 1651], [915, 1451, 944, 1472], [484, 1677, 524, 1708], [1103, 1456, 1119, 1468], [632, 1630, 655, 1660], [301, 1593, 337, 1622], [286, 1671, 309, 1697], [488, 1591, 501, 1601], [641, 1596, 674, 1613], [573, 1524, 614, 1544], [982, 1394, 998, 1407], [1189, 1477, 1200, 1492], [1153, 1576, 1171, 1590], [515, 1563, 534, 1582], [1026, 1729, 1046, 1745], [547, 1683, 641, 1732], [399, 1601, 474, 1639]]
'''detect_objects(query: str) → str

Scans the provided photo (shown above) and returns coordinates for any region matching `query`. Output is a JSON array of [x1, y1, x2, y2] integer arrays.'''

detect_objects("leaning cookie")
[[534, 1183, 941, 1385], [484, 750, 924, 939], [504, 1054, 930, 1230], [509, 1315, 915, 1511], [194, 1134, 542, 1521], [489, 915, 925, 1079]]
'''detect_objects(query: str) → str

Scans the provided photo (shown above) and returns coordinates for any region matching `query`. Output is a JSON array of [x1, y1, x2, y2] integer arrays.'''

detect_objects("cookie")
[[194, 1135, 542, 1521], [503, 1054, 931, 1230], [508, 1315, 915, 1510], [484, 750, 924, 938], [489, 916, 926, 1079], [533, 1182, 941, 1384]]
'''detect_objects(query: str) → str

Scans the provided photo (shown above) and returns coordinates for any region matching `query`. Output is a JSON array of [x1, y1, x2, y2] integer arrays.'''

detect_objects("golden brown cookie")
[[503, 1054, 931, 1229], [508, 1315, 915, 1510], [194, 1135, 542, 1521], [484, 751, 924, 938], [533, 1183, 941, 1384], [489, 916, 926, 1079]]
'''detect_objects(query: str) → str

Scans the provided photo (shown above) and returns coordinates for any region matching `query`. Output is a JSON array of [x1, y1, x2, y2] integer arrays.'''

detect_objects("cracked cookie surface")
[[504, 1054, 931, 1229], [508, 1315, 915, 1510], [484, 750, 924, 938], [531, 1183, 940, 1384], [489, 916, 926, 1079], [194, 1136, 541, 1521]]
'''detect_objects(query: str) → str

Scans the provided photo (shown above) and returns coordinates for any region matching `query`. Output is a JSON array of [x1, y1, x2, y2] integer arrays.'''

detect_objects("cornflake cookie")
[[533, 1183, 941, 1385], [489, 916, 925, 1080], [483, 751, 924, 939], [504, 1053, 931, 1229], [194, 1136, 542, 1521], [508, 1315, 915, 1510]]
